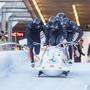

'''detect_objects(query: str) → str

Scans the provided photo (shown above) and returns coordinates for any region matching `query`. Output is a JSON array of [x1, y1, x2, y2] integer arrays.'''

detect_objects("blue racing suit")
[[61, 18, 83, 61], [25, 20, 49, 63], [47, 20, 67, 46]]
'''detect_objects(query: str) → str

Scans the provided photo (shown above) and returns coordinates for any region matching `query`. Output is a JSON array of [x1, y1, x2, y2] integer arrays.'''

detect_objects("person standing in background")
[[74, 39, 85, 62], [0, 31, 6, 44]]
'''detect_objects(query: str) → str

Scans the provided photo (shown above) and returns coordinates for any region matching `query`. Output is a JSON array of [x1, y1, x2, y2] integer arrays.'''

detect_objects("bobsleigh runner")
[[33, 42, 76, 77]]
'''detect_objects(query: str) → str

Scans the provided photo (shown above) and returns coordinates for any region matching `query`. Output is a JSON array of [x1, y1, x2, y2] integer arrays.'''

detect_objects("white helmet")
[[56, 12, 65, 18], [33, 18, 41, 25], [49, 16, 56, 22]]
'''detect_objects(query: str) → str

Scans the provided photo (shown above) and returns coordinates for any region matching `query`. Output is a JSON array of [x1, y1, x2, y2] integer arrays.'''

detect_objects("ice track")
[[0, 51, 90, 90]]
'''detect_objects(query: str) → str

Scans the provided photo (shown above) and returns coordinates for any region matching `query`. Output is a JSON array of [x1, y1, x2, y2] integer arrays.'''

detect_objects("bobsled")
[[34, 43, 72, 77]]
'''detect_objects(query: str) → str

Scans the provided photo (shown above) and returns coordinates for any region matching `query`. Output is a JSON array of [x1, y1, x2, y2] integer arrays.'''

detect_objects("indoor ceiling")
[[24, 0, 90, 30]]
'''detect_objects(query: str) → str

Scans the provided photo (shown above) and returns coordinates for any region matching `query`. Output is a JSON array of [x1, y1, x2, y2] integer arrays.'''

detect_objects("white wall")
[[82, 31, 90, 62]]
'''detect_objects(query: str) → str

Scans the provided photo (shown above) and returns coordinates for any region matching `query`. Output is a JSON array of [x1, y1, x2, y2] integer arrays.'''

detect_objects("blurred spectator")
[[87, 44, 90, 62], [87, 44, 90, 56], [74, 39, 85, 62], [23, 44, 29, 51], [0, 34, 3, 44], [0, 31, 6, 44]]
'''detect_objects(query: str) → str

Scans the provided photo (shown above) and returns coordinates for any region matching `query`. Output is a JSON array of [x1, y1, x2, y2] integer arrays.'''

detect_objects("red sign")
[[12, 32, 24, 37]]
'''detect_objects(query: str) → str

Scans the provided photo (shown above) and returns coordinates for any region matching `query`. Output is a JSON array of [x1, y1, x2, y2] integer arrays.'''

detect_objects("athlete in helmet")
[[56, 12, 83, 63], [26, 18, 49, 67], [47, 16, 67, 46]]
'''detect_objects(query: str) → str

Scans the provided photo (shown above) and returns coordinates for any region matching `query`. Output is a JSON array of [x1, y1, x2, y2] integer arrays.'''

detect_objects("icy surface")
[[0, 51, 90, 90]]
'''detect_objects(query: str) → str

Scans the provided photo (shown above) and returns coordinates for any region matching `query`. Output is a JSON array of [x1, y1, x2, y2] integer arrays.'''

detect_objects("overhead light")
[[72, 4, 80, 26], [32, 0, 46, 25]]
